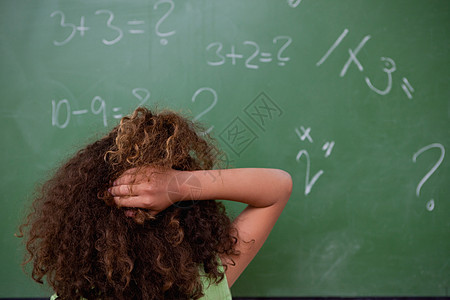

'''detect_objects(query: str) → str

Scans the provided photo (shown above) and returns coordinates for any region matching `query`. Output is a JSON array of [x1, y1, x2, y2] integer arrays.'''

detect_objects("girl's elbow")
[[278, 169, 293, 200]]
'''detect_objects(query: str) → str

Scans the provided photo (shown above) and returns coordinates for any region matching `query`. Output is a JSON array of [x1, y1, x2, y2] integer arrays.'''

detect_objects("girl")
[[19, 107, 292, 299]]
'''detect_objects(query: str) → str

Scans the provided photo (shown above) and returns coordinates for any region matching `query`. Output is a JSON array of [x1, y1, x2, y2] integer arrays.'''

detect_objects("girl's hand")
[[108, 167, 192, 215]]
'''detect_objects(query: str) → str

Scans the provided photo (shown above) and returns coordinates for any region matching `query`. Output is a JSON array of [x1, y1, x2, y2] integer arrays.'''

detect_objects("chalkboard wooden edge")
[[3, 297, 448, 300]]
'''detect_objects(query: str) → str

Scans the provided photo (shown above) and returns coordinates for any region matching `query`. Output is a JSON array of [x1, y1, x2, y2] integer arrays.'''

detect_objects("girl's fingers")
[[114, 167, 168, 186], [113, 174, 137, 186], [120, 167, 138, 176], [114, 196, 148, 209], [113, 167, 158, 185], [109, 184, 145, 196]]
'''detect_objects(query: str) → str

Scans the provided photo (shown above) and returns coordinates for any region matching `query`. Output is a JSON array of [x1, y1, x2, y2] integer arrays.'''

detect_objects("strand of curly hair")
[[17, 107, 240, 299]]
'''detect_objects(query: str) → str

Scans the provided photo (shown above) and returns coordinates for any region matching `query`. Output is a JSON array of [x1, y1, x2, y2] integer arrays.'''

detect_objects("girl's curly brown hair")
[[18, 107, 240, 299]]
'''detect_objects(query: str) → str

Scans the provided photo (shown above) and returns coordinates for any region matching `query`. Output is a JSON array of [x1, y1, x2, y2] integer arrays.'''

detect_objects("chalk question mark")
[[132, 88, 150, 107], [273, 36, 292, 66], [153, 0, 176, 46], [412, 143, 445, 211], [191, 87, 218, 136]]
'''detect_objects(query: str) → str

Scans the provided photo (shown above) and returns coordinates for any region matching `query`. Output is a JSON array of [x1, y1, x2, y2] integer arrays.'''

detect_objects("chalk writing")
[[51, 99, 70, 128], [132, 88, 151, 107], [191, 87, 218, 135], [295, 126, 335, 195], [401, 77, 414, 99], [295, 126, 313, 143], [95, 10, 124, 45], [364, 57, 395, 95], [317, 28, 414, 99], [50, 11, 84, 46], [296, 150, 323, 196], [287, 0, 302, 8], [412, 143, 445, 211], [153, 0, 176, 45], [51, 8, 175, 46], [206, 36, 292, 69], [51, 88, 150, 128], [322, 141, 335, 158]]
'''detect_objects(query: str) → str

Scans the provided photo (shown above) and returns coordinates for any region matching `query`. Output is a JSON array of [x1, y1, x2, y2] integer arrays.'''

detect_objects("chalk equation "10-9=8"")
[[51, 88, 150, 128]]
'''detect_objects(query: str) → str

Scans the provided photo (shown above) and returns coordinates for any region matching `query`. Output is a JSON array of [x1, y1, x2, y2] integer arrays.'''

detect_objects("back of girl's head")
[[19, 107, 238, 300]]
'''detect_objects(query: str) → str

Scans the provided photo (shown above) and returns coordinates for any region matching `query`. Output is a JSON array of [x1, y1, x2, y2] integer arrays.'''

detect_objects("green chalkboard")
[[1, 0, 449, 297]]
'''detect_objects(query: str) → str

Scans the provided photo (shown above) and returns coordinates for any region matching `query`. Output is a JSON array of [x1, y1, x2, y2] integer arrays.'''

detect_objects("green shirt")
[[198, 257, 232, 299]]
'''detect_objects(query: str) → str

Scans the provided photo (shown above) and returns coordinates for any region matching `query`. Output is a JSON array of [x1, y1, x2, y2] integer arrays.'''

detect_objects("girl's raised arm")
[[110, 167, 293, 288]]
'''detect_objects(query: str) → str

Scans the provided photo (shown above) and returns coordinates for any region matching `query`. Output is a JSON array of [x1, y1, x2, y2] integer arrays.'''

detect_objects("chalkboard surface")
[[1, 0, 449, 297]]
